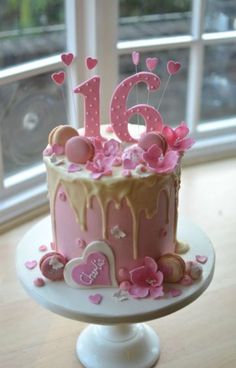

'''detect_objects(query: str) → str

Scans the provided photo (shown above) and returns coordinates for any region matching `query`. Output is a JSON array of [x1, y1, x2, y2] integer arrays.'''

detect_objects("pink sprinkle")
[[33, 278, 45, 287], [196, 255, 208, 264], [68, 163, 82, 173], [168, 288, 182, 297], [180, 275, 193, 286], [39, 245, 48, 252], [89, 294, 103, 305], [25, 260, 37, 270], [76, 238, 86, 249], [58, 191, 67, 201]]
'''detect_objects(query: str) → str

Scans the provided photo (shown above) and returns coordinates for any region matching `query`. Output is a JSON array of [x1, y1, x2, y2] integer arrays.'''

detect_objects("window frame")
[[1, 0, 236, 227]]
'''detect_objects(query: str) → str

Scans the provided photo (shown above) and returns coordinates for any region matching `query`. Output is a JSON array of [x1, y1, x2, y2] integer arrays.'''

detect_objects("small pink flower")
[[103, 139, 121, 157], [162, 122, 195, 152], [143, 144, 179, 174], [52, 143, 64, 155], [128, 257, 164, 299], [122, 145, 144, 170], [86, 153, 113, 179]]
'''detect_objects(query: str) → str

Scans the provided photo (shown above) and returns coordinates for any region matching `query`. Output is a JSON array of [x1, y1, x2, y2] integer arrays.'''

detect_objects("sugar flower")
[[143, 144, 179, 174], [122, 145, 144, 170], [162, 122, 195, 152], [128, 257, 164, 299], [86, 153, 113, 179]]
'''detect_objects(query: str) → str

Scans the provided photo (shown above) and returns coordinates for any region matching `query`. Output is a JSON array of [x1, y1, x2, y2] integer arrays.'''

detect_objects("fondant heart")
[[25, 260, 37, 270], [132, 51, 140, 66], [146, 57, 158, 71], [86, 57, 98, 70], [65, 251, 111, 287], [167, 60, 181, 75], [89, 294, 103, 305], [196, 255, 208, 264], [61, 52, 74, 66], [51, 71, 65, 85]]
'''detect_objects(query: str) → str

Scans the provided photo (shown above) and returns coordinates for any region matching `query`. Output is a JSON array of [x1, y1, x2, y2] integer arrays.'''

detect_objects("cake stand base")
[[77, 323, 160, 368]]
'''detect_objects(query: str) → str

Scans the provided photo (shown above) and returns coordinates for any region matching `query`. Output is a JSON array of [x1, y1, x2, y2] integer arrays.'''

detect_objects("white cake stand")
[[16, 217, 215, 368]]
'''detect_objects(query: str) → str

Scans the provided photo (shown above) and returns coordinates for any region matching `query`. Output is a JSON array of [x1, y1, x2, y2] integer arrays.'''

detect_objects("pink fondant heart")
[[86, 57, 98, 70], [146, 57, 158, 71], [61, 52, 74, 66], [25, 260, 37, 270], [196, 255, 208, 264], [51, 71, 65, 86], [71, 252, 111, 286], [89, 294, 103, 305], [167, 60, 181, 75], [39, 245, 48, 252], [168, 288, 182, 297], [132, 51, 140, 66]]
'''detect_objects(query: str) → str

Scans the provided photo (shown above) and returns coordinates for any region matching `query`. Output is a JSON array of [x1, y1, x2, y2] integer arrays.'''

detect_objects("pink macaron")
[[65, 136, 95, 164], [138, 132, 167, 154], [39, 252, 67, 281]]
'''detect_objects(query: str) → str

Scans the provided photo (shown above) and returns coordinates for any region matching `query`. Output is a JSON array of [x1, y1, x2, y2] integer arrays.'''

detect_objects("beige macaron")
[[157, 253, 186, 283], [48, 125, 79, 146]]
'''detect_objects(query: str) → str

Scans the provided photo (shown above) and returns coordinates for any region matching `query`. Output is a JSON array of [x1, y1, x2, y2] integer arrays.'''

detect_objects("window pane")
[[119, 0, 192, 41], [0, 72, 67, 179], [0, 1, 65, 68], [119, 49, 189, 126], [205, 0, 236, 33], [201, 43, 236, 123]]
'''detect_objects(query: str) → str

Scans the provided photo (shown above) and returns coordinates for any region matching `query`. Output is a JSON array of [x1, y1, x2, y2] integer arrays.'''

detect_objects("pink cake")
[[37, 52, 203, 300]]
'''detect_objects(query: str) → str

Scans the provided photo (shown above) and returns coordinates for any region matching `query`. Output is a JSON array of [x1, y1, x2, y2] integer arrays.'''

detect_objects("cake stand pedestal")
[[16, 217, 215, 368]]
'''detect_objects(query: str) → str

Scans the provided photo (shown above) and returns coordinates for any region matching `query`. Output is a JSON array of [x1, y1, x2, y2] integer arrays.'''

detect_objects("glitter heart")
[[89, 294, 103, 305], [61, 52, 74, 66], [167, 60, 181, 75], [132, 51, 140, 66], [25, 260, 37, 270], [51, 71, 65, 85], [146, 57, 158, 71], [86, 57, 98, 70]]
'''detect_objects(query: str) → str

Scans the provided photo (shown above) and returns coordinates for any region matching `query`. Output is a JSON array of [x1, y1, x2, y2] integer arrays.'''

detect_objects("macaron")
[[39, 252, 67, 281], [65, 136, 95, 164], [157, 253, 186, 283], [138, 132, 167, 154], [49, 125, 79, 147]]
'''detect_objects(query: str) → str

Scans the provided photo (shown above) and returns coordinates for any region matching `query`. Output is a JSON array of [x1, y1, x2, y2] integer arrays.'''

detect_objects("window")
[[1, 0, 236, 227]]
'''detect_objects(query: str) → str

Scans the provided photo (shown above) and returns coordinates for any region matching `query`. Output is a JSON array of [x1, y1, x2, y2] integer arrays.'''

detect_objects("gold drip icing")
[[45, 159, 179, 259]]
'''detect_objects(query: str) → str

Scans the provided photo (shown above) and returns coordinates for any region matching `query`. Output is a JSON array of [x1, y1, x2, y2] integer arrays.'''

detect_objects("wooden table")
[[1, 157, 236, 368]]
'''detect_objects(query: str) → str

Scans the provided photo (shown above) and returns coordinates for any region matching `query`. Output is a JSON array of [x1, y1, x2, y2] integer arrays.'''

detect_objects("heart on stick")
[[167, 60, 181, 75], [51, 71, 65, 86], [132, 51, 140, 66], [146, 57, 158, 71], [61, 52, 74, 66], [86, 57, 98, 70]]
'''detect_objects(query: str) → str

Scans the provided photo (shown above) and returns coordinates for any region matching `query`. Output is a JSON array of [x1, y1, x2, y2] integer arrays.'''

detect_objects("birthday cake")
[[25, 52, 209, 301]]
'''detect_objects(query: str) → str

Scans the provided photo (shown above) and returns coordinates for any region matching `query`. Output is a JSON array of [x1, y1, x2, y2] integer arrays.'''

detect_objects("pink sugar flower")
[[103, 138, 121, 157], [122, 145, 144, 170], [86, 153, 113, 179], [128, 257, 164, 299], [143, 144, 179, 174], [162, 122, 195, 152]]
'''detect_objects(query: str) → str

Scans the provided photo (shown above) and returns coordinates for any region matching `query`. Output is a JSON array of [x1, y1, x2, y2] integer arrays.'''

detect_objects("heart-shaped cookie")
[[64, 241, 117, 288], [61, 52, 74, 66], [146, 57, 158, 71], [167, 60, 181, 75]]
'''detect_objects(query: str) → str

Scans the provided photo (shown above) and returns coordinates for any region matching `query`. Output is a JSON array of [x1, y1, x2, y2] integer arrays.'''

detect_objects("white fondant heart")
[[64, 241, 118, 289]]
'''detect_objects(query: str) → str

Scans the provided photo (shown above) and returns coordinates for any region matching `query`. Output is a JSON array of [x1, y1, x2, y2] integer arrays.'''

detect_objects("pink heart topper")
[[61, 52, 74, 66], [146, 57, 158, 72], [167, 60, 181, 75], [86, 57, 98, 70], [51, 71, 65, 86], [132, 51, 140, 66], [25, 260, 37, 270]]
